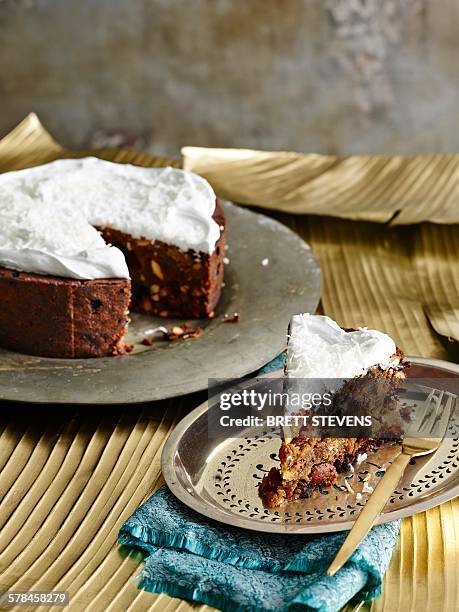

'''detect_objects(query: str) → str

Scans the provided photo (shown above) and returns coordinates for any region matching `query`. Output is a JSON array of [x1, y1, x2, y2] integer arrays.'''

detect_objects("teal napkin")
[[119, 486, 399, 611]]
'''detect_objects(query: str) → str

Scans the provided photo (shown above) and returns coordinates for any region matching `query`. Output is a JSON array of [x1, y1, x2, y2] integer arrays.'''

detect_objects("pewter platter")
[[0, 201, 321, 404], [162, 357, 459, 534]]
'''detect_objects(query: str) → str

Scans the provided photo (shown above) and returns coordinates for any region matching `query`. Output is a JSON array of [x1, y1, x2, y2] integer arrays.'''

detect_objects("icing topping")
[[0, 157, 219, 279], [0, 193, 129, 279], [286, 313, 397, 378]]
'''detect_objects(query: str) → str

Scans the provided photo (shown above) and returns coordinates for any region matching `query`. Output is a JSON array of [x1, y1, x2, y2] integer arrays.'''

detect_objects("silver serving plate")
[[0, 201, 321, 404], [162, 357, 459, 534]]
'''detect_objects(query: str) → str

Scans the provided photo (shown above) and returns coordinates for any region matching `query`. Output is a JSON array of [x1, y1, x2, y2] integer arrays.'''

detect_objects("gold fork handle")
[[327, 451, 412, 576]]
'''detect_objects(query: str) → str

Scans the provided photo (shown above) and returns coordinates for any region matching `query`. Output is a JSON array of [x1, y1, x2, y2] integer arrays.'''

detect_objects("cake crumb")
[[143, 323, 202, 342], [113, 341, 134, 356], [165, 323, 202, 341], [344, 479, 354, 494], [362, 482, 374, 494], [223, 257, 230, 264], [261, 258, 269, 266], [144, 326, 168, 336], [224, 312, 240, 323]]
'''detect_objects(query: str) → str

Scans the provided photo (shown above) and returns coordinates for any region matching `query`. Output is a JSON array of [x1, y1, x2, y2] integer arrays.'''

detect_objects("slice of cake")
[[0, 158, 225, 358], [259, 314, 407, 508]]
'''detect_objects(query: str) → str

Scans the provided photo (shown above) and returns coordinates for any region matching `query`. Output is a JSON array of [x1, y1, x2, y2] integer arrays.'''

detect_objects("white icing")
[[286, 314, 397, 378], [0, 195, 129, 279], [0, 157, 219, 280], [362, 482, 374, 494]]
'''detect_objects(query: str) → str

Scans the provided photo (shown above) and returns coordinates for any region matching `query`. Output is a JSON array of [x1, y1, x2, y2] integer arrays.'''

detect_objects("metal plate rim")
[[162, 355, 459, 534]]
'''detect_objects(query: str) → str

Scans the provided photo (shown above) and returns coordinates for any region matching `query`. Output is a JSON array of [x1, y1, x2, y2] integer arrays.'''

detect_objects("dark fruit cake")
[[0, 267, 131, 358], [100, 200, 225, 319], [0, 157, 225, 358], [259, 314, 408, 508]]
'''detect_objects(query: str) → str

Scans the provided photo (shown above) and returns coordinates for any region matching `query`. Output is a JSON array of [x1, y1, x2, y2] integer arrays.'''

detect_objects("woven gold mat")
[[0, 115, 458, 611]]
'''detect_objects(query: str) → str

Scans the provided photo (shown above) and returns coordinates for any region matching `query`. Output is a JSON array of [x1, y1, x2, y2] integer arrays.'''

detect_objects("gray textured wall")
[[0, 0, 458, 158]]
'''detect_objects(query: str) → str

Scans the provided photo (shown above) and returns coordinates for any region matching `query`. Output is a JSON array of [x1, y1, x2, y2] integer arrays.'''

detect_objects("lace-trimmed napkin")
[[119, 486, 399, 612]]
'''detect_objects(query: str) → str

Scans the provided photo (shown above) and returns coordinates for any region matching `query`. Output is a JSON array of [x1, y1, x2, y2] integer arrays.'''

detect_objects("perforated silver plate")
[[162, 357, 459, 533]]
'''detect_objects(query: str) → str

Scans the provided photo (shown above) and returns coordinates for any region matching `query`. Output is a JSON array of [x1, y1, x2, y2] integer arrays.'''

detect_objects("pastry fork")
[[328, 388, 456, 576]]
